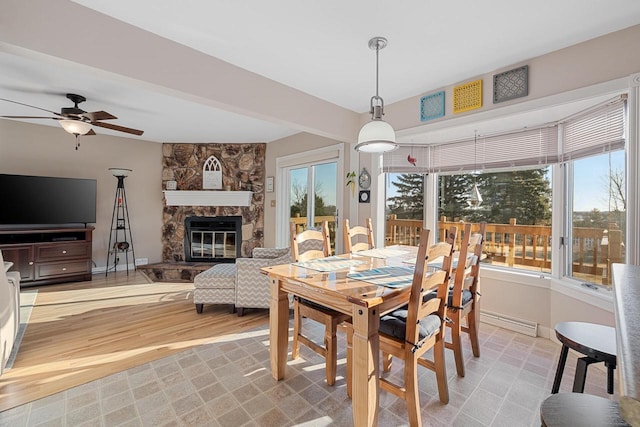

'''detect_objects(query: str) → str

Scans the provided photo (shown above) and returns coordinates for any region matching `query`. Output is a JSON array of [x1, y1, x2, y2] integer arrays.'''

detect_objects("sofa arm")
[[235, 251, 291, 309], [252, 247, 290, 260]]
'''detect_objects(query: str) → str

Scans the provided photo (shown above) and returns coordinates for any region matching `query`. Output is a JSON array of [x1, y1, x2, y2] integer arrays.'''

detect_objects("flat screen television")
[[0, 174, 97, 227]]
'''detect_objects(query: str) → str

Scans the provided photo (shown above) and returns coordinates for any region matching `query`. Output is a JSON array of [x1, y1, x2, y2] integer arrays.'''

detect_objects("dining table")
[[262, 246, 420, 426]]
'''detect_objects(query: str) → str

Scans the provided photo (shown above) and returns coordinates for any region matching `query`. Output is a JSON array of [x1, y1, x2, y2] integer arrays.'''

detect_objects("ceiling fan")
[[0, 93, 144, 138]]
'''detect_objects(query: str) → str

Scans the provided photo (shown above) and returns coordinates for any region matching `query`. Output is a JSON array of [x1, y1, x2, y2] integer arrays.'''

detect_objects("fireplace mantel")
[[163, 190, 253, 207]]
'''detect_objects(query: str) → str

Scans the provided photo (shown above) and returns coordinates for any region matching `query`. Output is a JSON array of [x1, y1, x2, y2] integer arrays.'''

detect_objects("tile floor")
[[0, 319, 616, 426]]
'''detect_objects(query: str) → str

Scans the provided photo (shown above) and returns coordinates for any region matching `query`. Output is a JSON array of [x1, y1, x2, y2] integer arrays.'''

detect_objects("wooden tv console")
[[0, 226, 93, 287]]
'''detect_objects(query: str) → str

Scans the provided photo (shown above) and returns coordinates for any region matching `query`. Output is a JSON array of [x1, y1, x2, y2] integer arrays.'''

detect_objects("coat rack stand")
[[106, 168, 135, 276]]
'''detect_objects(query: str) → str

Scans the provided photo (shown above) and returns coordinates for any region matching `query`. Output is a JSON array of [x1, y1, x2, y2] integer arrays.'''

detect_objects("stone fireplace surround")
[[161, 143, 266, 263]]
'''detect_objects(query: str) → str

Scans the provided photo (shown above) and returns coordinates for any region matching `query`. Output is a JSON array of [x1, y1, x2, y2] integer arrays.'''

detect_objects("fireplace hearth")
[[184, 216, 242, 262]]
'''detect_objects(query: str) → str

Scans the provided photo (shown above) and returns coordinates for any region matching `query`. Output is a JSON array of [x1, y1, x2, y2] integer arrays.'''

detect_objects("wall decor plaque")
[[453, 79, 482, 114], [420, 91, 445, 122], [202, 155, 222, 189], [493, 65, 529, 103]]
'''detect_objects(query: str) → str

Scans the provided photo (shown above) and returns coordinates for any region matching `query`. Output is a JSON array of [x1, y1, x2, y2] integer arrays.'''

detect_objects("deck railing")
[[385, 215, 624, 286], [289, 214, 337, 252]]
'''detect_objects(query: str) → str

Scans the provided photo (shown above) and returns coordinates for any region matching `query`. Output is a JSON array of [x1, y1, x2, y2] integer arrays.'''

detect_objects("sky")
[[289, 162, 338, 208]]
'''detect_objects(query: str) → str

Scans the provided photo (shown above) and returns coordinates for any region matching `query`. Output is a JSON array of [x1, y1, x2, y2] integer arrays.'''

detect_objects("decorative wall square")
[[420, 91, 445, 121], [493, 65, 529, 103], [453, 79, 482, 114]]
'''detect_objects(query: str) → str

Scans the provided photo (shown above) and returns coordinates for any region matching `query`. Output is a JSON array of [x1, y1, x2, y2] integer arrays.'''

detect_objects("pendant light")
[[467, 131, 483, 208], [354, 37, 398, 153]]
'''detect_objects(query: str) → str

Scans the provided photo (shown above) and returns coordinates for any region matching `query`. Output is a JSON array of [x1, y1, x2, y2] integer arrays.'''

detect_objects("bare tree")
[[601, 167, 626, 211]]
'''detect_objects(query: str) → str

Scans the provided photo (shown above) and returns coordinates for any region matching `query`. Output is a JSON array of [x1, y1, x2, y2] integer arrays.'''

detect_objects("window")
[[289, 162, 338, 253], [382, 94, 628, 288], [569, 150, 625, 286], [437, 168, 552, 273], [385, 173, 424, 246]]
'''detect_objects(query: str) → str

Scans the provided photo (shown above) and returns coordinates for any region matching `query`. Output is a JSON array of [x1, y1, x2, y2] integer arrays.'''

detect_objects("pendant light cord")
[[474, 130, 478, 175], [375, 42, 380, 98]]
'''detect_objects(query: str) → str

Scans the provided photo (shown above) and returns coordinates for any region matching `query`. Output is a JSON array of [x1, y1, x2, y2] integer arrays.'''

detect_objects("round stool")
[[540, 393, 629, 426], [551, 321, 616, 394]]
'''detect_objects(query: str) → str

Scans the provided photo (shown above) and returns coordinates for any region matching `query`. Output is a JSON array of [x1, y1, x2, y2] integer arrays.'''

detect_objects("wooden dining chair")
[[290, 221, 350, 386], [343, 218, 375, 253], [346, 226, 457, 426], [445, 222, 486, 377]]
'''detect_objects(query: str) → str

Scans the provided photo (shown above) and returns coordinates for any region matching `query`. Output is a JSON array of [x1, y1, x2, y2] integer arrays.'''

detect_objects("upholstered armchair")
[[194, 247, 291, 316], [1, 250, 20, 376], [235, 247, 290, 316]]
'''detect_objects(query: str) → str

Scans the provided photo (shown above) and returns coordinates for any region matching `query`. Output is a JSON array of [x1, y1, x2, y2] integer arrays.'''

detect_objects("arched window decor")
[[202, 155, 222, 189]]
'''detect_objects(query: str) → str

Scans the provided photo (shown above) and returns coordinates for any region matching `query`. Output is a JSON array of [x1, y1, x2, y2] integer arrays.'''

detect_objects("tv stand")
[[0, 226, 93, 287]]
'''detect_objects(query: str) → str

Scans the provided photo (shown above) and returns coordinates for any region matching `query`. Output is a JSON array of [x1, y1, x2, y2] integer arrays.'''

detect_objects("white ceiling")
[[1, 0, 640, 144]]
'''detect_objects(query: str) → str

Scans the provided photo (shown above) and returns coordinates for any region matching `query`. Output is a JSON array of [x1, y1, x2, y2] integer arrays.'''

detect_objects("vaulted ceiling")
[[1, 0, 640, 144]]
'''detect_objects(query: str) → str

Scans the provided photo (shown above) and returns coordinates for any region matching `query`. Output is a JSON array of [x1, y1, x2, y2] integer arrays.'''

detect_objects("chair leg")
[[405, 353, 421, 427], [345, 324, 353, 398], [324, 318, 338, 386], [291, 300, 301, 360], [434, 332, 449, 404], [236, 307, 244, 316], [451, 317, 465, 377], [467, 306, 481, 358], [195, 303, 203, 314]]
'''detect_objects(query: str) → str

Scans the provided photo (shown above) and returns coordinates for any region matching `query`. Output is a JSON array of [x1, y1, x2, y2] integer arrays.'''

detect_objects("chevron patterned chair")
[[194, 247, 291, 316], [235, 247, 291, 316]]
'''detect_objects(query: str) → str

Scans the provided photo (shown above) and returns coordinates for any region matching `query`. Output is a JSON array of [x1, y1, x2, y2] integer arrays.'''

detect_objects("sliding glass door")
[[288, 162, 338, 253], [275, 144, 344, 252]]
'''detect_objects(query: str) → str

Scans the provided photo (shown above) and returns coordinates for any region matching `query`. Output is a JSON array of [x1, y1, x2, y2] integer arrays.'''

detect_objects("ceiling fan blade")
[[93, 121, 144, 136], [0, 97, 63, 117], [1, 115, 58, 119], [82, 111, 117, 121], [86, 129, 97, 136]]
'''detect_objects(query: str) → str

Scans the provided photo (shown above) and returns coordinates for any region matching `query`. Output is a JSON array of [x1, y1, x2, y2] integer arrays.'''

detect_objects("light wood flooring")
[[0, 272, 269, 412]]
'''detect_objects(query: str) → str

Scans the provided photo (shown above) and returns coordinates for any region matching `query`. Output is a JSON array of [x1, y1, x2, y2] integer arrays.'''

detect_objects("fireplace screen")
[[184, 216, 242, 262], [190, 231, 237, 259]]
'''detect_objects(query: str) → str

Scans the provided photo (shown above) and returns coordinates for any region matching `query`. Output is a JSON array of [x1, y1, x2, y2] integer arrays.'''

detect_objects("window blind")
[[429, 126, 559, 173], [561, 96, 626, 161], [381, 145, 429, 173], [381, 95, 626, 173]]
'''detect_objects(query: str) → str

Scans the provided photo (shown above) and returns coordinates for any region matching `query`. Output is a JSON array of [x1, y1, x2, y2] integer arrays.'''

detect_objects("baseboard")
[[92, 264, 135, 274], [480, 310, 538, 337]]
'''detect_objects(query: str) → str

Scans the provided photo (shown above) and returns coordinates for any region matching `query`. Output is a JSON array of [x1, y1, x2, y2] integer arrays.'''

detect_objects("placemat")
[[292, 256, 366, 272], [347, 266, 415, 288], [353, 247, 409, 259]]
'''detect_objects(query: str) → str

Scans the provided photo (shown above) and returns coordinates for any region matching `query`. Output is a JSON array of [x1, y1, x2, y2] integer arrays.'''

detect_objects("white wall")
[[0, 119, 163, 270]]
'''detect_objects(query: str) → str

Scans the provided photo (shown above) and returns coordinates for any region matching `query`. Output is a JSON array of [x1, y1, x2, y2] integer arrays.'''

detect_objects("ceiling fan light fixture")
[[355, 36, 397, 154], [59, 119, 92, 135]]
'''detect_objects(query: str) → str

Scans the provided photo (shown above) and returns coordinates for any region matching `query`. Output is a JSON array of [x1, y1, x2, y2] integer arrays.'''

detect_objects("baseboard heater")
[[480, 310, 538, 337]]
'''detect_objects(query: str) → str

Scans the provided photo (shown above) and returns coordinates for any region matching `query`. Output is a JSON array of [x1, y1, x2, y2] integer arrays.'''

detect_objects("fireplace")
[[184, 216, 242, 262]]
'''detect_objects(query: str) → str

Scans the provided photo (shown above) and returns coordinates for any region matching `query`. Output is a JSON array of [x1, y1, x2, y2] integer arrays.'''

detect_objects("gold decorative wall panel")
[[453, 79, 482, 114]]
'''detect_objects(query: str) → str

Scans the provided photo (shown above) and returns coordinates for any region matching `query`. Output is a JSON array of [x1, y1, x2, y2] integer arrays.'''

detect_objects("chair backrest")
[[450, 222, 486, 308], [343, 218, 375, 253], [468, 222, 486, 294], [290, 221, 331, 262], [405, 226, 457, 348]]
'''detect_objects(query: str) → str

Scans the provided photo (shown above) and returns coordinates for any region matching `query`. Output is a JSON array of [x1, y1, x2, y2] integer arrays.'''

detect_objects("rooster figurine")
[[407, 154, 417, 167]]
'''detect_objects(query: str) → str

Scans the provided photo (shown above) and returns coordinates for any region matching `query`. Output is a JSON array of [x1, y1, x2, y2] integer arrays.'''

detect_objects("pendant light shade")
[[59, 119, 92, 135], [356, 119, 397, 153], [355, 36, 397, 154]]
